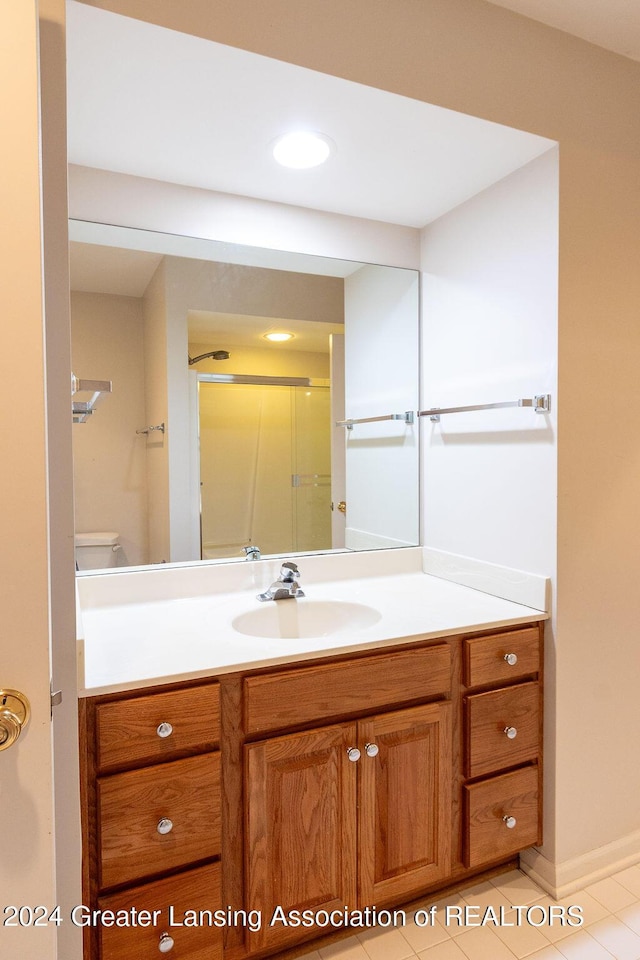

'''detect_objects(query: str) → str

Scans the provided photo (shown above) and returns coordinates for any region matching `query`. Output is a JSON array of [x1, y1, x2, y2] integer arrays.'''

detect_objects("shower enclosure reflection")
[[70, 222, 419, 569], [198, 380, 332, 559]]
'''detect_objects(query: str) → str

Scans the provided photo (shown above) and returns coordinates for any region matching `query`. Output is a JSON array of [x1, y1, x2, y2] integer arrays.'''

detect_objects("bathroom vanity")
[[76, 553, 546, 960]]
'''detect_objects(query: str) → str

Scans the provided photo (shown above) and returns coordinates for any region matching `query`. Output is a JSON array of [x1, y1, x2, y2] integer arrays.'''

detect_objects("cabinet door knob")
[[346, 746, 361, 762], [504, 726, 518, 739], [156, 722, 173, 738], [504, 653, 518, 666], [157, 817, 174, 835], [158, 932, 175, 953], [364, 742, 379, 758], [503, 815, 517, 829]]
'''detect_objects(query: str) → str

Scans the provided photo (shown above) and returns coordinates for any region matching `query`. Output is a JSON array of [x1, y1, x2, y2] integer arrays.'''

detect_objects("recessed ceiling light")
[[272, 131, 334, 169], [264, 332, 294, 342]]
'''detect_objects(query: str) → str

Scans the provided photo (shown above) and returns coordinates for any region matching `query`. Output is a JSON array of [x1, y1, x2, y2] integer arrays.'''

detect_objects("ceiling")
[[65, 1, 554, 231], [485, 0, 640, 63]]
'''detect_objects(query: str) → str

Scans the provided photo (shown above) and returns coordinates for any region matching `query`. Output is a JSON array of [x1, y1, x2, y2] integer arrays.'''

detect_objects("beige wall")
[[76, 0, 640, 888], [71, 291, 149, 566]]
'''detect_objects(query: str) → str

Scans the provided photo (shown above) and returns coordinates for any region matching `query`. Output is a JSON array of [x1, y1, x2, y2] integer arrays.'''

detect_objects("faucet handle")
[[280, 561, 300, 580]]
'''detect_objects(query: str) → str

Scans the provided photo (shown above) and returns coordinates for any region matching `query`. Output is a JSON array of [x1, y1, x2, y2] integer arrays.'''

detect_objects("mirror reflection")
[[70, 223, 420, 570]]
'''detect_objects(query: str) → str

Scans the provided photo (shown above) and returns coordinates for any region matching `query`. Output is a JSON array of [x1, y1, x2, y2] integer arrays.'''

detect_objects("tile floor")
[[292, 864, 640, 960]]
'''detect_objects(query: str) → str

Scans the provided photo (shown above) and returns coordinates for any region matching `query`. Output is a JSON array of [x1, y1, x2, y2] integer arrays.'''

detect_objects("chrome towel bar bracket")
[[136, 423, 166, 436], [336, 411, 415, 430]]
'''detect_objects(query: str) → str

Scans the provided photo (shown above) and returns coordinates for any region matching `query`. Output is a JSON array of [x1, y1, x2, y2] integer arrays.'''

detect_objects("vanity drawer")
[[244, 643, 451, 734], [464, 764, 540, 868], [98, 862, 222, 960], [96, 683, 220, 772], [98, 753, 221, 889], [465, 681, 540, 778], [464, 627, 540, 688]]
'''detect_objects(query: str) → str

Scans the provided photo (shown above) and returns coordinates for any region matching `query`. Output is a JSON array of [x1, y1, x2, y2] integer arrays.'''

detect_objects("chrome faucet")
[[243, 545, 261, 561], [257, 561, 305, 602]]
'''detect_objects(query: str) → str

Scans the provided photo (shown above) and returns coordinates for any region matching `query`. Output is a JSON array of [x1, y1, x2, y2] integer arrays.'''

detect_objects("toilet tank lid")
[[75, 531, 120, 547]]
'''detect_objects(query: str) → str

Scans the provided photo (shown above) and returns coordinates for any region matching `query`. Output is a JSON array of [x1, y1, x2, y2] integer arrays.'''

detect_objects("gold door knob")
[[0, 690, 30, 752], [337, 501, 346, 514]]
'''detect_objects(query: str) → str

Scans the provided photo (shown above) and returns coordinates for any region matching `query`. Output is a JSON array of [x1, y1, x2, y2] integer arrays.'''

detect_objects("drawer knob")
[[158, 932, 175, 953], [365, 742, 379, 758], [346, 746, 361, 762], [157, 817, 174, 835], [504, 726, 518, 740], [504, 653, 518, 666], [156, 722, 173, 738], [503, 815, 517, 829]]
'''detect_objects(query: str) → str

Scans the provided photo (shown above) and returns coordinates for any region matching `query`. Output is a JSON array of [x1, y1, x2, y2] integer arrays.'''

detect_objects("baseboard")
[[520, 829, 640, 899]]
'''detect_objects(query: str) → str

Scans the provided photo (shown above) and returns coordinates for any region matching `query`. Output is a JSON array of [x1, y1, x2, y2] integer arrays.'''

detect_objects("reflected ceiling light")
[[264, 332, 294, 342], [272, 131, 333, 169]]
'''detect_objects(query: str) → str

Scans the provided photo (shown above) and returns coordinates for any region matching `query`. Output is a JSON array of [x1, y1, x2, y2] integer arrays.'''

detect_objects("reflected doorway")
[[198, 379, 332, 559]]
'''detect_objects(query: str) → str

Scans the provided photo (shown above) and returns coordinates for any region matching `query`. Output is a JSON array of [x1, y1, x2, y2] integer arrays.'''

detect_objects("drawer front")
[[464, 627, 540, 688], [244, 643, 451, 734], [98, 862, 222, 960], [465, 682, 540, 778], [96, 683, 220, 772], [98, 753, 221, 889], [464, 765, 540, 868]]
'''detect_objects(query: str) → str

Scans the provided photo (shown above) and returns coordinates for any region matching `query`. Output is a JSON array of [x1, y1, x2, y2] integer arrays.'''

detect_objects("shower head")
[[188, 350, 230, 365]]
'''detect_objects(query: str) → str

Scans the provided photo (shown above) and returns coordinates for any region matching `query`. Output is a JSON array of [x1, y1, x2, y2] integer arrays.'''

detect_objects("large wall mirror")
[[70, 222, 420, 568], [66, 1, 555, 572]]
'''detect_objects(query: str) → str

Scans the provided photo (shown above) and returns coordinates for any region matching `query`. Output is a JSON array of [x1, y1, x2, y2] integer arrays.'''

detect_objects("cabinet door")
[[245, 723, 358, 953], [358, 702, 452, 904]]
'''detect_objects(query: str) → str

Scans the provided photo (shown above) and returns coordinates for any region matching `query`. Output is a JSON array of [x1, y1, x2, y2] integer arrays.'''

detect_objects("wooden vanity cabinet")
[[244, 702, 452, 955], [242, 644, 453, 955], [462, 626, 543, 869], [79, 621, 544, 960], [79, 682, 223, 960]]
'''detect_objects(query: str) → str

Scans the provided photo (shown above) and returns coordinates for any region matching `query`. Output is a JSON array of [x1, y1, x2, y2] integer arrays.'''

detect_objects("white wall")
[[421, 150, 558, 575], [421, 148, 559, 868], [344, 264, 420, 548], [68, 164, 421, 269]]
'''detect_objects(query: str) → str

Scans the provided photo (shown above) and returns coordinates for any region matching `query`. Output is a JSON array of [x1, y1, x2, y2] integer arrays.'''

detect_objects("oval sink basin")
[[232, 600, 381, 639]]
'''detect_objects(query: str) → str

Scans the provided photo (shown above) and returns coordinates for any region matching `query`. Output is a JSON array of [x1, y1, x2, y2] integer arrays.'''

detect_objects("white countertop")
[[77, 550, 548, 696]]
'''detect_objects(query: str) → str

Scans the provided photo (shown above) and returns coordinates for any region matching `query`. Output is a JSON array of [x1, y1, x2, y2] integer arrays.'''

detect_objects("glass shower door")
[[291, 385, 331, 553], [198, 381, 331, 560]]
